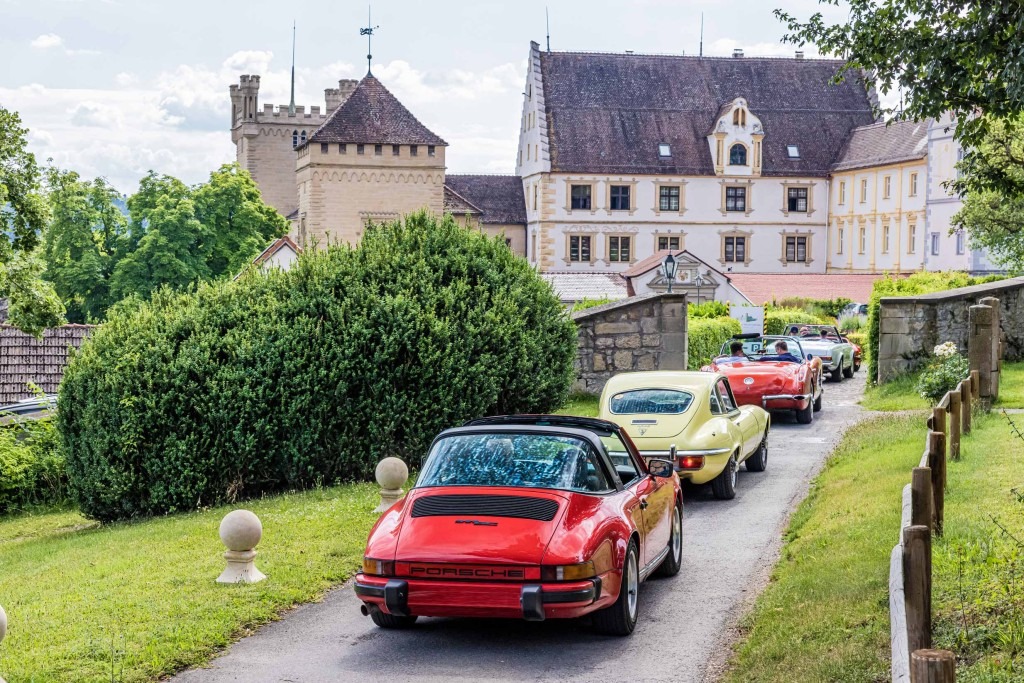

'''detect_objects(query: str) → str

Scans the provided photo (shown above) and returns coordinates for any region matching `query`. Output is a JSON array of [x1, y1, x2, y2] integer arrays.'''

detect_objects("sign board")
[[730, 305, 765, 335]]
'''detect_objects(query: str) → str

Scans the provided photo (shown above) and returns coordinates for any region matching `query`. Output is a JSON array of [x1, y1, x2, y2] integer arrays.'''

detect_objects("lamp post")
[[694, 271, 706, 304], [662, 253, 678, 293]]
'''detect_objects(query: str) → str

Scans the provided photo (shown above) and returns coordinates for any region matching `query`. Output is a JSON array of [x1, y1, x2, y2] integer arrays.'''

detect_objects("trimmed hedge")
[[58, 213, 577, 521], [688, 317, 742, 369], [765, 308, 827, 336], [0, 418, 67, 513], [866, 272, 1006, 383]]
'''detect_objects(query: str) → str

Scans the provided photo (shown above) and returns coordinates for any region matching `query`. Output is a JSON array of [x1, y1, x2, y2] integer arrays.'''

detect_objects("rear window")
[[609, 389, 694, 415]]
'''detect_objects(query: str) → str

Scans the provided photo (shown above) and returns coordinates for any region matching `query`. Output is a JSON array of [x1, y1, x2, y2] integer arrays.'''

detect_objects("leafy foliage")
[[570, 296, 613, 313], [764, 307, 827, 336], [773, 296, 852, 320], [688, 300, 730, 319], [687, 317, 741, 369], [916, 346, 970, 404], [58, 212, 576, 521], [0, 417, 67, 513]]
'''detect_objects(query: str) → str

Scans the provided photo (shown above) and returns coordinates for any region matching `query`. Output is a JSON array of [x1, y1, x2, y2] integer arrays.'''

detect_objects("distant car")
[[598, 371, 770, 500], [355, 415, 682, 636], [840, 302, 869, 319], [845, 337, 863, 372], [704, 334, 824, 425], [782, 323, 856, 381]]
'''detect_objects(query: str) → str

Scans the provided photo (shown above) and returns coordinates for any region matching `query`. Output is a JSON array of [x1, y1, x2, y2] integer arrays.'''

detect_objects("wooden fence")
[[888, 297, 1002, 683]]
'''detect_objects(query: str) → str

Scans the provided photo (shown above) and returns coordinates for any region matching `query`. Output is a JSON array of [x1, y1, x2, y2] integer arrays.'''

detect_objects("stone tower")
[[230, 76, 358, 218]]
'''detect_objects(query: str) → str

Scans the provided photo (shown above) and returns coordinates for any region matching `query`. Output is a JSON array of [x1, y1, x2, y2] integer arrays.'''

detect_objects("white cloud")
[[31, 33, 63, 49], [69, 102, 123, 128], [115, 72, 138, 87]]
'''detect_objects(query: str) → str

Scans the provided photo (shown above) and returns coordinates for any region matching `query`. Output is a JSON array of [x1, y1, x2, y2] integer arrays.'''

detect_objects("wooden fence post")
[[948, 391, 961, 461], [970, 370, 980, 400], [910, 649, 956, 682], [968, 305, 994, 403], [903, 525, 932, 654], [911, 467, 933, 530], [931, 406, 947, 453], [960, 380, 971, 435], [928, 431, 946, 534]]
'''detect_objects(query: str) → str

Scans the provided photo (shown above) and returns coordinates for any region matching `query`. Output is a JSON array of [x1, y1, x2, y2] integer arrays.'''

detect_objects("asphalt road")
[[174, 371, 867, 683]]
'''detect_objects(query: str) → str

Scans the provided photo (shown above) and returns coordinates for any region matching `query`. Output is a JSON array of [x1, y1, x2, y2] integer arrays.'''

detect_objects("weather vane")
[[360, 7, 379, 75]]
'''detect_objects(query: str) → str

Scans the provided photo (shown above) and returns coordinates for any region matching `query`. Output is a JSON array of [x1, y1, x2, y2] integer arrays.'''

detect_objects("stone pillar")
[[979, 296, 1001, 401], [968, 304, 994, 402], [217, 510, 267, 584], [659, 294, 688, 370], [1, 601, 7, 683]]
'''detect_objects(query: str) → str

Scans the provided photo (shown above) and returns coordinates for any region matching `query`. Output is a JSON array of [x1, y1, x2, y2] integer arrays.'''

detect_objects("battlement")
[[257, 103, 327, 120]]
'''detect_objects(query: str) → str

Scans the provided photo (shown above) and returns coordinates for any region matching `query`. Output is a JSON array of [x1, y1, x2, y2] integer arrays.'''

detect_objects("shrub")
[[916, 342, 970, 404], [773, 296, 852, 320], [0, 417, 67, 513], [838, 313, 865, 333], [866, 272, 1007, 383], [845, 331, 867, 349], [764, 307, 827, 336], [688, 300, 730, 319], [688, 317, 742, 369], [571, 297, 613, 313], [58, 212, 577, 521]]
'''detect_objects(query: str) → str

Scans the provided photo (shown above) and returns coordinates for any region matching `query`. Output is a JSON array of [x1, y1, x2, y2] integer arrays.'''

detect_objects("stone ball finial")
[[219, 509, 263, 552], [375, 457, 409, 491]]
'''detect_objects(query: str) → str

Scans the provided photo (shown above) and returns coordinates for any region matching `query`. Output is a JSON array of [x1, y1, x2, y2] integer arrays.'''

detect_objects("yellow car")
[[598, 371, 770, 500]]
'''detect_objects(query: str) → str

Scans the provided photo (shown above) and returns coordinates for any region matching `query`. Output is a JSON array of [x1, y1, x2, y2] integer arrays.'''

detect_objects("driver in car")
[[719, 340, 750, 364], [761, 340, 801, 363]]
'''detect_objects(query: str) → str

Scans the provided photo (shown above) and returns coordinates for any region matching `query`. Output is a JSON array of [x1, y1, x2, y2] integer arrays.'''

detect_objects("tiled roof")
[[443, 185, 483, 217], [728, 273, 899, 305], [833, 119, 930, 172], [309, 75, 447, 146], [252, 235, 302, 267], [541, 272, 628, 303], [444, 175, 527, 224], [621, 249, 730, 280], [539, 52, 877, 176], [0, 325, 95, 404]]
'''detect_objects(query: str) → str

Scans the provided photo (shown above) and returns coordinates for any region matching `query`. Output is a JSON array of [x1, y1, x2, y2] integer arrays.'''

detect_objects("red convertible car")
[[701, 334, 823, 424], [354, 415, 682, 636]]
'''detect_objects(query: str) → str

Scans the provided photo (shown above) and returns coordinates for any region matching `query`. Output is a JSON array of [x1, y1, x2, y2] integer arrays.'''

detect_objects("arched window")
[[300, 131, 307, 144], [292, 130, 299, 147], [732, 108, 746, 126], [730, 144, 747, 166]]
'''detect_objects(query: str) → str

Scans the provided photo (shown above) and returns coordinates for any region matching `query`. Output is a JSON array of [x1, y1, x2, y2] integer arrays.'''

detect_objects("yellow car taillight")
[[541, 561, 596, 581], [362, 557, 395, 576]]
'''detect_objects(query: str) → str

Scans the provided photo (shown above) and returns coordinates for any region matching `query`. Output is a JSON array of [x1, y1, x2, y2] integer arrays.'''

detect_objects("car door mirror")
[[648, 459, 674, 478]]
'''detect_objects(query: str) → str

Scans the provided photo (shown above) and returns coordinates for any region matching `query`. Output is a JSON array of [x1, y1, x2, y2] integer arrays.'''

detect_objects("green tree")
[[0, 106, 64, 335], [775, 2, 1024, 195], [42, 168, 128, 322], [952, 193, 1024, 272]]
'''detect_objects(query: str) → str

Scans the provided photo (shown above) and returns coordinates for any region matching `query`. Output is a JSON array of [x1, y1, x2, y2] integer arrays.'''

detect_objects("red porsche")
[[702, 334, 823, 424], [354, 415, 683, 636]]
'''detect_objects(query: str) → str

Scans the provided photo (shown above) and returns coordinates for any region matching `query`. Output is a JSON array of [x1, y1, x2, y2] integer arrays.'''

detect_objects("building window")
[[724, 236, 746, 263], [300, 131, 307, 145], [859, 227, 867, 254], [956, 150, 964, 180], [956, 231, 965, 255], [292, 130, 299, 147], [392, 145, 400, 156], [357, 144, 365, 155], [610, 185, 631, 211], [882, 225, 890, 253], [909, 224, 917, 253], [787, 187, 808, 212], [428, 145, 436, 157], [658, 236, 680, 251], [838, 181, 846, 205], [569, 235, 592, 262], [658, 143, 671, 157], [732, 108, 746, 126], [787, 145, 800, 158], [374, 144, 383, 156], [910, 172, 919, 196], [659, 186, 680, 211], [729, 144, 747, 165], [570, 184, 592, 210], [725, 186, 746, 212], [339, 143, 347, 154], [931, 233, 940, 255], [883, 175, 891, 199], [785, 236, 808, 262], [837, 226, 844, 254], [410, 145, 418, 156], [321, 143, 329, 154], [860, 179, 868, 202], [608, 236, 632, 262], [532, 184, 538, 210]]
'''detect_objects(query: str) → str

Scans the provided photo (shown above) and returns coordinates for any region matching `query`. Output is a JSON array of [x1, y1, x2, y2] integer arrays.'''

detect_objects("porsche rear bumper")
[[354, 574, 604, 621]]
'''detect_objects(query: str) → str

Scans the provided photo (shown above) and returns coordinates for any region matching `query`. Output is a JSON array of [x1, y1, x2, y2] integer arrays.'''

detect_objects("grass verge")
[[0, 483, 381, 682], [555, 392, 599, 417], [860, 370, 930, 411], [996, 361, 1024, 408]]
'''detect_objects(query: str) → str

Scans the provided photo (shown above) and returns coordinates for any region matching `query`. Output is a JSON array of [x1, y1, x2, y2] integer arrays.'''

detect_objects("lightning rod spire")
[[360, 7, 379, 76], [289, 20, 296, 114]]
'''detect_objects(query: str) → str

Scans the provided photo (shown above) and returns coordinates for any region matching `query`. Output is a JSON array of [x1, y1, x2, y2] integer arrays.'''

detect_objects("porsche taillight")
[[362, 557, 395, 576], [540, 561, 596, 581]]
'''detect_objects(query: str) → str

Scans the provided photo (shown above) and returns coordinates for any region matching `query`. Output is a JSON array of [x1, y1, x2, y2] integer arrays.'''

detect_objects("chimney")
[[732, 48, 744, 58], [325, 79, 360, 113], [795, 50, 805, 59]]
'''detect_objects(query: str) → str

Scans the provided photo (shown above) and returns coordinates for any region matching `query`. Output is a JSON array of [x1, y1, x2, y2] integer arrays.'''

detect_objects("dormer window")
[[787, 145, 800, 159], [658, 143, 671, 157], [729, 144, 747, 166], [732, 108, 747, 126]]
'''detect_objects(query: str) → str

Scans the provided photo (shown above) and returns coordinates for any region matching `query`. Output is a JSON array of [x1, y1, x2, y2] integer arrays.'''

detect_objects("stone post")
[[978, 296, 1001, 401], [217, 510, 267, 584], [374, 457, 409, 513], [968, 304, 994, 403]]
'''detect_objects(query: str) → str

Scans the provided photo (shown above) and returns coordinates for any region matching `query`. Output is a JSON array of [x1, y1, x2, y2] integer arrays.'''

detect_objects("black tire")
[[831, 359, 844, 382], [370, 610, 418, 629], [655, 502, 683, 577], [813, 387, 823, 412], [795, 399, 813, 424], [592, 541, 640, 636], [843, 357, 855, 378], [711, 454, 738, 500], [745, 433, 768, 472], [854, 361, 861, 372]]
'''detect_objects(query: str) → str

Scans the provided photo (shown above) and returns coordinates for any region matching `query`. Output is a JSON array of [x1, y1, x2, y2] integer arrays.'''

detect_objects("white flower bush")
[[918, 341, 969, 403], [933, 341, 959, 358]]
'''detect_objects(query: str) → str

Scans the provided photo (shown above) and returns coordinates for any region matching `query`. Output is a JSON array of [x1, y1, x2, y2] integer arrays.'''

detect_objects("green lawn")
[[996, 361, 1024, 408], [0, 484, 382, 682], [861, 370, 930, 411], [555, 393, 599, 417]]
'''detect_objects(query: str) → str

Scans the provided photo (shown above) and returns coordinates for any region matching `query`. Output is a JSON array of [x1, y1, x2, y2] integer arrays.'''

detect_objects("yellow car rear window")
[[609, 389, 694, 415]]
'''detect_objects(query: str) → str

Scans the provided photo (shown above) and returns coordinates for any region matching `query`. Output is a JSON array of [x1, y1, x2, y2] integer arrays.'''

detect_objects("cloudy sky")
[[1, 0, 852, 195]]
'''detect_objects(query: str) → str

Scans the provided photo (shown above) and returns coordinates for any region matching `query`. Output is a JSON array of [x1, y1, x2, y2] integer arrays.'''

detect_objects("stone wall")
[[573, 293, 688, 395], [877, 276, 1024, 382]]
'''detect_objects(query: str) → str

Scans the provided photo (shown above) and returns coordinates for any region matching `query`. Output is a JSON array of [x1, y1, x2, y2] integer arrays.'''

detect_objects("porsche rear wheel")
[[370, 609, 418, 629], [655, 502, 683, 577], [831, 359, 844, 382], [745, 433, 768, 472], [592, 541, 639, 636], [796, 399, 814, 424], [843, 359, 855, 378], [711, 454, 738, 500]]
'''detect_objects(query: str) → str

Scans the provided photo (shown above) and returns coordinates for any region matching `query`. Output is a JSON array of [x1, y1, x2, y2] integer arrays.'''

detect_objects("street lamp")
[[662, 253, 678, 293], [694, 271, 706, 303]]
